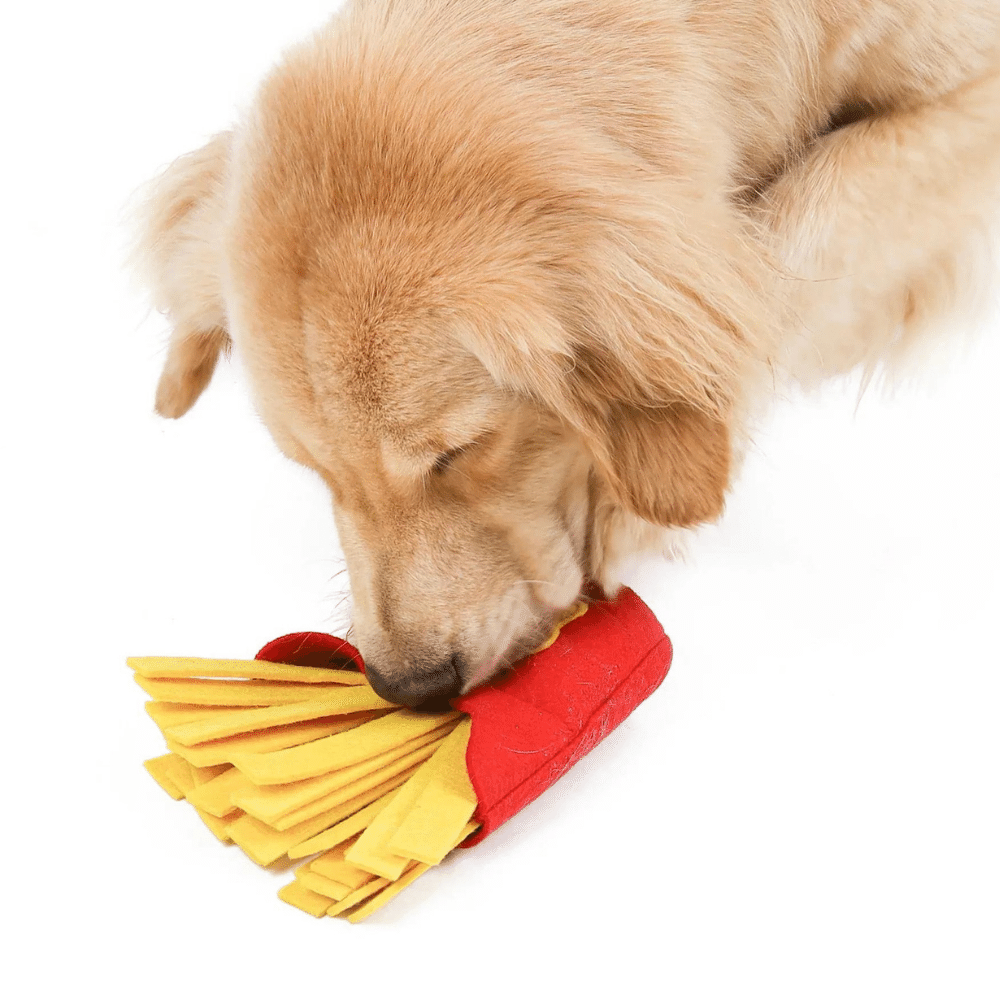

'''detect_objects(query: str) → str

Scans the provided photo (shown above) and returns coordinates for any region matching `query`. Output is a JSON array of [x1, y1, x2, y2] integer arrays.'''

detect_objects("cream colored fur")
[[134, 1, 1000, 704]]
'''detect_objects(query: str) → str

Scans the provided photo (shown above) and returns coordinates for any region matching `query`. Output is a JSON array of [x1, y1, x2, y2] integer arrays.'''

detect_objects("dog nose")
[[364, 659, 461, 709]]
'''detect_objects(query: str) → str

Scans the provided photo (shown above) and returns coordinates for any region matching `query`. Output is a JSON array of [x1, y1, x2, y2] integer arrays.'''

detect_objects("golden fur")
[[134, 0, 1000, 705]]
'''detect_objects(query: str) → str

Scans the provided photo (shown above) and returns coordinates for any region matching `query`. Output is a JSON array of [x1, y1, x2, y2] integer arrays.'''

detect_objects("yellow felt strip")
[[160, 757, 193, 797], [309, 846, 376, 891], [341, 822, 479, 923], [231, 709, 461, 785], [268, 750, 435, 831], [344, 739, 447, 879], [165, 694, 397, 746], [457, 820, 480, 841], [143, 755, 185, 801], [162, 753, 200, 797], [344, 827, 415, 881], [343, 862, 431, 923], [185, 767, 254, 818], [232, 721, 456, 824], [189, 761, 232, 786], [226, 768, 420, 866], [296, 870, 352, 902], [145, 702, 248, 730], [167, 737, 207, 767], [135, 675, 356, 707], [164, 713, 385, 768], [325, 877, 392, 918], [286, 792, 396, 860], [221, 807, 246, 832], [277, 880, 332, 918], [386, 718, 477, 865], [195, 807, 234, 844], [130, 656, 365, 685], [228, 813, 322, 868]]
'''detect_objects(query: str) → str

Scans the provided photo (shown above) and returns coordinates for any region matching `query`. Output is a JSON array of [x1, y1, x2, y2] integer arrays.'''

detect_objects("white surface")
[[4, 4, 998, 998]]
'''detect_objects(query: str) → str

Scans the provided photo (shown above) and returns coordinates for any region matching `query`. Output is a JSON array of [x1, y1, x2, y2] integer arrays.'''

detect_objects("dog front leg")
[[753, 70, 1000, 388]]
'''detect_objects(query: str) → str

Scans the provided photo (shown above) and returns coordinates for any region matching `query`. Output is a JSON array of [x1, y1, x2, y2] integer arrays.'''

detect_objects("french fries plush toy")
[[132, 587, 672, 921]]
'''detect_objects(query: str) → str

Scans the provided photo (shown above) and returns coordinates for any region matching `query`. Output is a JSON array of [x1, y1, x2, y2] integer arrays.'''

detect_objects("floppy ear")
[[581, 400, 731, 527], [467, 303, 741, 528], [549, 317, 737, 527], [132, 132, 232, 418], [462, 180, 773, 528]]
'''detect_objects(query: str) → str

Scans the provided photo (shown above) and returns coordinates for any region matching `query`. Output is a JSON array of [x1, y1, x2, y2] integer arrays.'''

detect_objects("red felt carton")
[[256, 586, 672, 845]]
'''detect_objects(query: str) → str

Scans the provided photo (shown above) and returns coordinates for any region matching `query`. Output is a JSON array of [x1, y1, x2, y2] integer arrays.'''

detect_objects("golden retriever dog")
[[134, 1, 1000, 706]]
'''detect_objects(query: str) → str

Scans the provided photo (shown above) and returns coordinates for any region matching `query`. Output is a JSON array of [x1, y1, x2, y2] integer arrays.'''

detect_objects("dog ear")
[[580, 399, 731, 527], [462, 182, 772, 528], [132, 132, 232, 418], [467, 307, 740, 528]]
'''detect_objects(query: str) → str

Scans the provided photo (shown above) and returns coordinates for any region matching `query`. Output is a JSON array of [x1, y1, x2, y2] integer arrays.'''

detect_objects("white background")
[[4, 3, 998, 998]]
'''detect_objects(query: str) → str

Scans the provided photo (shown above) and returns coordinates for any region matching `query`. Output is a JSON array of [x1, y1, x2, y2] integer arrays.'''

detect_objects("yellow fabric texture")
[[134, 602, 587, 922], [134, 654, 478, 921]]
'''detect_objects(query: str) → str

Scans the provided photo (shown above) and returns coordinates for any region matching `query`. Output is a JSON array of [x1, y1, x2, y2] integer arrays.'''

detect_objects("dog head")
[[134, 30, 770, 705]]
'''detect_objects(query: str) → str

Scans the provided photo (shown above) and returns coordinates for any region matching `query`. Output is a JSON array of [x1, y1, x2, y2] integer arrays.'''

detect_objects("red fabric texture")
[[255, 587, 672, 846], [255, 631, 364, 672]]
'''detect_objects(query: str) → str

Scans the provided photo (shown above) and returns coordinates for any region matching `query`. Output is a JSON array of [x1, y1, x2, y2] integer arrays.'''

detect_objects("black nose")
[[365, 659, 461, 709]]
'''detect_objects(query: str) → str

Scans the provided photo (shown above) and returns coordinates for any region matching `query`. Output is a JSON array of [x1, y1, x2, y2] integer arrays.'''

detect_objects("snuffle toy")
[[132, 587, 672, 921]]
